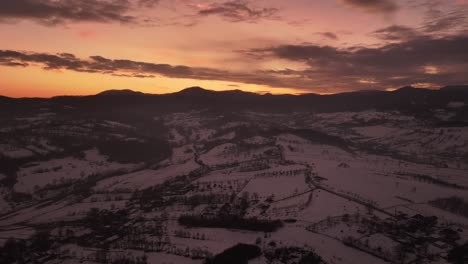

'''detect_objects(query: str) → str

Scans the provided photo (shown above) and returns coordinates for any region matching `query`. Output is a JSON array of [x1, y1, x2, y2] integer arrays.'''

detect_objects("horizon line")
[[1, 85, 464, 99]]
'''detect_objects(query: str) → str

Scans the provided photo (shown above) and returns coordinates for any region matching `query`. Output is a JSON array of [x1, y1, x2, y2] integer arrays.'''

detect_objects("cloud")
[[371, 9, 468, 42], [372, 25, 420, 41], [0, 0, 161, 25], [242, 34, 468, 90], [137, 0, 160, 7], [338, 0, 398, 14], [2, 33, 468, 93], [0, 0, 279, 26], [409, 0, 468, 34], [189, 0, 279, 22], [423, 10, 468, 33], [317, 32, 339, 40], [370, 2, 468, 43], [0, 49, 297, 90]]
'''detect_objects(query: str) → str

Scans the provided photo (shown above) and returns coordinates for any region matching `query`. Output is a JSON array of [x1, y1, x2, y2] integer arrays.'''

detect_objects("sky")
[[0, 0, 467, 97]]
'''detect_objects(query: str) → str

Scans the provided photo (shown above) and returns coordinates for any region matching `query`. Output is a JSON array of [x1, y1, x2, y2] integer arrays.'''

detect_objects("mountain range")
[[1, 85, 468, 119]]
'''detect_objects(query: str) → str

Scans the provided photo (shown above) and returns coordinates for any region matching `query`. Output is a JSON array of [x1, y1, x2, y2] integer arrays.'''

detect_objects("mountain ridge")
[[1, 85, 467, 117], [1, 85, 467, 100], [89, 85, 468, 98]]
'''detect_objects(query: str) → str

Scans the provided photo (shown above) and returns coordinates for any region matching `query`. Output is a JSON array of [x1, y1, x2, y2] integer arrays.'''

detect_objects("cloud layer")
[[0, 0, 142, 25], [243, 34, 468, 90], [2, 32, 468, 92], [338, 0, 398, 14], [194, 0, 279, 22], [0, 50, 298, 90]]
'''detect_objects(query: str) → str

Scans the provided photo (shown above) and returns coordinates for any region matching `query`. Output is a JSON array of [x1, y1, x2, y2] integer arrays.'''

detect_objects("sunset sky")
[[1, 0, 467, 97]]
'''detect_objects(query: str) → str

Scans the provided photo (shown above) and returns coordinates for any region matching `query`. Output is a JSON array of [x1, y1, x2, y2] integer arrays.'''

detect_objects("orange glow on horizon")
[[0, 66, 308, 98]]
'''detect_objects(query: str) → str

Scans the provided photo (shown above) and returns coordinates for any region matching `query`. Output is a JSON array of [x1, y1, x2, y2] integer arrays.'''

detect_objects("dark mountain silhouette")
[[1, 86, 467, 120], [96, 89, 145, 96], [173, 86, 213, 96]]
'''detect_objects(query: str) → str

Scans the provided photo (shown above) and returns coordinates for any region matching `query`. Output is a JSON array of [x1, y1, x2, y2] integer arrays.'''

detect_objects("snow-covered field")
[[93, 160, 199, 192], [14, 149, 136, 193], [1, 108, 468, 264]]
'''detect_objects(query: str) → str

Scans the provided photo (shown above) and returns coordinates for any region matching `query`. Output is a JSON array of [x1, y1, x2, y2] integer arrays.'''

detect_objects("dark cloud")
[[137, 0, 160, 8], [371, 9, 468, 43], [243, 34, 468, 90], [370, 2, 468, 43], [423, 10, 468, 33], [338, 0, 398, 14], [111, 73, 156, 78], [0, 0, 279, 26], [196, 1, 279, 22], [0, 0, 160, 25], [0, 49, 297, 90], [408, 1, 468, 35], [317, 32, 339, 40], [408, 0, 444, 17], [0, 50, 193, 77], [372, 25, 420, 41]]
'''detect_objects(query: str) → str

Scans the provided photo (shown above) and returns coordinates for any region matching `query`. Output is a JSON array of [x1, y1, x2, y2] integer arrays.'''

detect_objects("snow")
[[0, 195, 10, 214], [403, 203, 468, 227], [273, 226, 386, 264], [103, 120, 135, 129], [243, 136, 271, 145], [447, 101, 465, 108], [147, 252, 202, 264], [213, 131, 236, 141], [0, 144, 34, 159], [315, 157, 468, 208], [276, 136, 468, 210], [0, 201, 69, 226], [242, 174, 308, 201], [200, 143, 278, 167], [167, 224, 259, 255], [200, 143, 236, 163], [314, 111, 415, 126], [0, 226, 35, 240], [353, 126, 402, 138], [94, 160, 199, 192], [170, 145, 195, 164], [14, 149, 136, 193], [195, 170, 253, 184], [298, 190, 366, 223], [365, 234, 399, 252]]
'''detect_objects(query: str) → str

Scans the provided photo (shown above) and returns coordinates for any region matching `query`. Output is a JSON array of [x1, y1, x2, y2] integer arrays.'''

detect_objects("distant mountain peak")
[[97, 89, 144, 96], [177, 87, 213, 95], [175, 87, 257, 96]]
